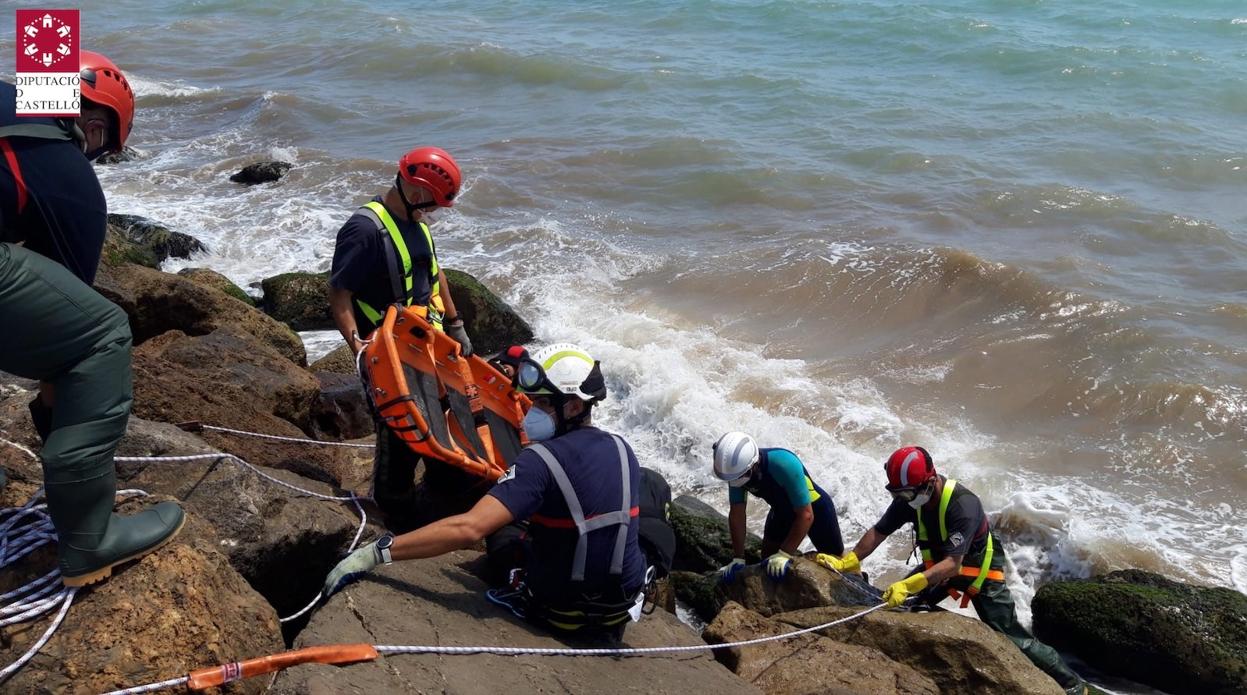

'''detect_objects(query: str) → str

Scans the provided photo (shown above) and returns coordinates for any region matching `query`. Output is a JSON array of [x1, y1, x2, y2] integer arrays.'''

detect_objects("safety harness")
[[515, 435, 641, 632], [353, 201, 444, 330], [0, 122, 76, 217], [915, 479, 1005, 607]]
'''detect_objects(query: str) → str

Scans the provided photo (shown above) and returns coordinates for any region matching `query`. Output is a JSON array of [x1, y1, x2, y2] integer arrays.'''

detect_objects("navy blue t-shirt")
[[0, 81, 107, 285], [328, 196, 436, 334], [489, 427, 646, 601]]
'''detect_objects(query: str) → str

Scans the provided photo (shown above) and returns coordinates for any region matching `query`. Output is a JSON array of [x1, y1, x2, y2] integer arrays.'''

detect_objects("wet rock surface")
[[230, 160, 292, 185], [271, 550, 760, 695], [1034, 569, 1247, 695]]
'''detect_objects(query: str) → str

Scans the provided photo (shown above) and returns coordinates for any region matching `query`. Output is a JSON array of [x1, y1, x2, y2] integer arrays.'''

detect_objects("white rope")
[[115, 452, 364, 504], [198, 424, 373, 449], [0, 587, 76, 683], [114, 449, 366, 623], [0, 440, 373, 683], [97, 602, 888, 695], [377, 602, 888, 657]]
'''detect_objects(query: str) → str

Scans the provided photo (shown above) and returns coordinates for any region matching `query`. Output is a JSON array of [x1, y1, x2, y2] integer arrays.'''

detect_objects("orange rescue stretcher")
[[362, 304, 530, 480]]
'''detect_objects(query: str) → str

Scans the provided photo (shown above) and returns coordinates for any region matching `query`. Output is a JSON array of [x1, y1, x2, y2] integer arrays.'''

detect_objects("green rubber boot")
[[45, 470, 185, 587]]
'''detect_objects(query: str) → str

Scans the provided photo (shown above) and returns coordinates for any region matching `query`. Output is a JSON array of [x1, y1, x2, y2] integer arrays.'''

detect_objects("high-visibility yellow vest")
[[916, 479, 1003, 606], [354, 201, 444, 330]]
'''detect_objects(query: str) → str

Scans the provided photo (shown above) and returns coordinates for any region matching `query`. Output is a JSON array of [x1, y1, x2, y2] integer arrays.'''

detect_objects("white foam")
[[127, 74, 216, 98]]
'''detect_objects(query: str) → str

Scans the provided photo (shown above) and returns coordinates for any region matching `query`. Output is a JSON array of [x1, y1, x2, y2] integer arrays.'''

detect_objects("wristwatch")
[[376, 533, 394, 565]]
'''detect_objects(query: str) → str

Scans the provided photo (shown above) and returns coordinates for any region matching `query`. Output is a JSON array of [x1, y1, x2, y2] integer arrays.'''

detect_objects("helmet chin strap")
[[395, 174, 436, 220], [551, 394, 591, 436]]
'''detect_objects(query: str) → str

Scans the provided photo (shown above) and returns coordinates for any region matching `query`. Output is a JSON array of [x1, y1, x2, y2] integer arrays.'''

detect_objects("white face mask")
[[523, 407, 556, 441], [908, 491, 932, 509]]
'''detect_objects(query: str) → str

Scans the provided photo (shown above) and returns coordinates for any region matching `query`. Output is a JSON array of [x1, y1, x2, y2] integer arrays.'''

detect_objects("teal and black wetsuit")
[[728, 447, 843, 555]]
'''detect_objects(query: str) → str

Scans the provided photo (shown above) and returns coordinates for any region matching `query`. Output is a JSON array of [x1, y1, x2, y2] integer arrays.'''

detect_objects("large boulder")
[[309, 343, 356, 374], [0, 520, 282, 694], [704, 602, 938, 695], [270, 550, 760, 695], [669, 495, 762, 573], [230, 161, 291, 185], [95, 261, 305, 365], [177, 267, 255, 306], [132, 328, 318, 434], [256, 267, 531, 356], [106, 213, 207, 265], [128, 328, 373, 487], [719, 558, 880, 617], [1033, 570, 1247, 695], [444, 268, 533, 356], [114, 435, 374, 624], [777, 605, 1063, 694], [308, 371, 373, 441], [261, 271, 333, 331]]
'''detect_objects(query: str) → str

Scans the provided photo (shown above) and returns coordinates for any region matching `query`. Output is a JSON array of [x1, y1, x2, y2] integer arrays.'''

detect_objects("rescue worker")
[[711, 431, 843, 582], [0, 51, 186, 585], [328, 146, 475, 526], [816, 446, 1086, 695], [323, 344, 648, 639]]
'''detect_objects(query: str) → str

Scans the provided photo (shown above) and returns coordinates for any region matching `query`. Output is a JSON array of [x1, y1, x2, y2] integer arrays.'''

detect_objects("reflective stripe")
[[899, 449, 922, 486], [916, 479, 1003, 591], [354, 201, 443, 329], [527, 435, 633, 581], [959, 560, 1004, 583], [804, 475, 822, 503], [532, 506, 639, 529]]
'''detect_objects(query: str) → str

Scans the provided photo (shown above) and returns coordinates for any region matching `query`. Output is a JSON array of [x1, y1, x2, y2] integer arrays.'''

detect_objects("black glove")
[[445, 317, 473, 357]]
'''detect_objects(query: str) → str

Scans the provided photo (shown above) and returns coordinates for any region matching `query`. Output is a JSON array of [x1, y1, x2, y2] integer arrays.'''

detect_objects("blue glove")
[[765, 551, 792, 580], [322, 541, 384, 599], [717, 557, 747, 583]]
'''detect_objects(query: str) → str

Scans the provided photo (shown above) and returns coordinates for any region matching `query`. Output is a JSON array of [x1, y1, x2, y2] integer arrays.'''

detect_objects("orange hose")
[[186, 643, 379, 690]]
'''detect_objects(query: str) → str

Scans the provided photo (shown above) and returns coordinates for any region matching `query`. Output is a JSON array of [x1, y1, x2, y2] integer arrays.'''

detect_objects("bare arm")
[[728, 502, 747, 557], [328, 285, 364, 353], [851, 526, 889, 562], [919, 554, 962, 586], [780, 504, 814, 555], [390, 495, 515, 562]]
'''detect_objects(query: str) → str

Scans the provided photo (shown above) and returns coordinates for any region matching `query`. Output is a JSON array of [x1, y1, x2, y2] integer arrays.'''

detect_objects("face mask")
[[908, 490, 932, 509], [523, 407, 556, 441]]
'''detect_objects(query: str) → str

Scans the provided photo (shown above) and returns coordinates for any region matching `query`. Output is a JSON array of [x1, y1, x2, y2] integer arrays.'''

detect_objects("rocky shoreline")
[[0, 213, 1242, 694]]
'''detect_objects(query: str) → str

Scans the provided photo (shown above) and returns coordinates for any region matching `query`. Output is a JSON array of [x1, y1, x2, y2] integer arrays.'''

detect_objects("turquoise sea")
[[16, 0, 1245, 615]]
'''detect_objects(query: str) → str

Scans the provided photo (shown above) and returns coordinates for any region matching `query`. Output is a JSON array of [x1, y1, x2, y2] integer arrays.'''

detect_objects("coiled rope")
[[0, 425, 372, 685]]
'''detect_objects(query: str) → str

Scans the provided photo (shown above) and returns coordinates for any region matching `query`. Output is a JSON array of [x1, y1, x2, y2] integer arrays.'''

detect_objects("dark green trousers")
[[0, 243, 131, 484], [971, 578, 1082, 689]]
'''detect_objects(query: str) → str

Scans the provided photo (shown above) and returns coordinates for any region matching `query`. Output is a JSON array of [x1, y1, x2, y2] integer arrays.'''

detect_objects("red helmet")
[[79, 50, 135, 151], [884, 446, 936, 489], [398, 146, 461, 207]]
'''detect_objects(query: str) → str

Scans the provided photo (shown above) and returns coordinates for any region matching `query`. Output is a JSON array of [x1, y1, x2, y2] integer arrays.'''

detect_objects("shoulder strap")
[[528, 438, 634, 581], [360, 202, 415, 308]]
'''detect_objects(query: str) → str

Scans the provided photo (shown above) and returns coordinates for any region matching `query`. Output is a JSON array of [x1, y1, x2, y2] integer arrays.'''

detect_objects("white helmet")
[[522, 343, 606, 403], [713, 431, 759, 486]]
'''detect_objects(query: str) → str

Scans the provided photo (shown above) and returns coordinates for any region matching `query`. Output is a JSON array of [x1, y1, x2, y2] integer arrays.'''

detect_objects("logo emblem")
[[949, 532, 965, 548], [497, 465, 517, 483], [14, 10, 81, 118]]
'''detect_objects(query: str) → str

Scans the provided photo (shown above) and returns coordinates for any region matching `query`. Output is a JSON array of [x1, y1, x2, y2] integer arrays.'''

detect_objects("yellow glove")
[[814, 551, 860, 574], [883, 572, 929, 608]]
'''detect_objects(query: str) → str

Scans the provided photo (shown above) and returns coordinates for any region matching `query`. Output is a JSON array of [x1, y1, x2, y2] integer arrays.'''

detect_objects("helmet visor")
[[887, 480, 931, 502]]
